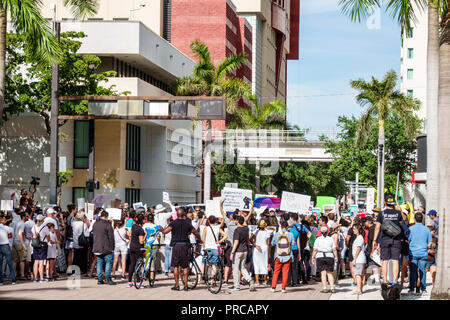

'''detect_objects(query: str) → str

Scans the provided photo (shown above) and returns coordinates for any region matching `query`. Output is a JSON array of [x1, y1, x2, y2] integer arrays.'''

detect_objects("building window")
[[126, 123, 141, 171], [74, 120, 90, 169], [407, 69, 414, 79], [125, 188, 140, 204], [407, 28, 414, 38], [407, 90, 414, 98], [408, 48, 414, 59], [163, 0, 172, 42], [73, 188, 88, 204]]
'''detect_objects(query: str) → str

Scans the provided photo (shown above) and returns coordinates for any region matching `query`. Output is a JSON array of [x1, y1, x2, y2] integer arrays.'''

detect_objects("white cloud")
[[301, 0, 340, 15]]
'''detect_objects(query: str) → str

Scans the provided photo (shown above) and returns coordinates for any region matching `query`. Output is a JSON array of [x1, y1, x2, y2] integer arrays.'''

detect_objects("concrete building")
[[400, 3, 428, 124], [0, 0, 203, 208]]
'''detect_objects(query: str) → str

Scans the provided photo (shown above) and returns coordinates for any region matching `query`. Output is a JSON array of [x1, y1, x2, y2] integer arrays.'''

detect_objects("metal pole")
[[88, 119, 95, 202], [395, 171, 400, 204], [49, 17, 60, 205], [355, 172, 359, 206]]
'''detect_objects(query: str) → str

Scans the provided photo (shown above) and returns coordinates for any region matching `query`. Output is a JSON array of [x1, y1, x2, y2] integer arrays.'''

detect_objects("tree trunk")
[[376, 119, 385, 208], [0, 8, 7, 127], [426, 1, 440, 220], [431, 14, 450, 300], [255, 160, 261, 192], [203, 120, 211, 202]]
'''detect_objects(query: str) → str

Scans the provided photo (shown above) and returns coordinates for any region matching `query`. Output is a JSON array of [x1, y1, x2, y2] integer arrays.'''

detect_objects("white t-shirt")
[[203, 225, 220, 250], [32, 224, 50, 242], [72, 220, 90, 249], [190, 219, 199, 244], [313, 235, 335, 258], [252, 229, 271, 250], [0, 224, 11, 245], [114, 226, 129, 248], [24, 219, 35, 239], [155, 211, 172, 245], [327, 220, 335, 228], [352, 235, 366, 264], [6, 226, 14, 247]]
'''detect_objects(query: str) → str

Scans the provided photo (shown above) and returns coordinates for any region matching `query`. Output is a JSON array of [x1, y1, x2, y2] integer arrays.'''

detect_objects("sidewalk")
[[329, 273, 433, 300]]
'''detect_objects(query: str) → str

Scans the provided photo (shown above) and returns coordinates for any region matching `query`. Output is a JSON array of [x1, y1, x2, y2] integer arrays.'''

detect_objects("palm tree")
[[230, 94, 287, 191], [0, 0, 99, 126], [350, 70, 420, 208], [171, 39, 251, 201], [231, 94, 286, 129]]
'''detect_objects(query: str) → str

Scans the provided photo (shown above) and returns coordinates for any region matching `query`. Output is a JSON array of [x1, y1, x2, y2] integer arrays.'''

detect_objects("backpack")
[[276, 231, 291, 256], [381, 213, 402, 238], [294, 224, 308, 250], [66, 217, 74, 241], [31, 226, 45, 249], [78, 222, 89, 247]]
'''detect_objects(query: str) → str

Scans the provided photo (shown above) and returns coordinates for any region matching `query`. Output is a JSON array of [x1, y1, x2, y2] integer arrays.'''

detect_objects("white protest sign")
[[85, 203, 94, 221], [323, 204, 336, 214], [133, 202, 144, 210], [92, 194, 108, 209], [163, 192, 170, 203], [77, 198, 86, 211], [205, 198, 222, 218], [366, 187, 375, 214], [221, 188, 253, 212], [107, 208, 122, 220], [280, 191, 311, 214], [0, 200, 13, 211], [311, 207, 321, 215], [255, 205, 268, 216]]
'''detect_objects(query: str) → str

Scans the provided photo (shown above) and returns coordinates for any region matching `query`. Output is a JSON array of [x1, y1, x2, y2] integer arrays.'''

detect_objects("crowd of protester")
[[0, 190, 438, 297]]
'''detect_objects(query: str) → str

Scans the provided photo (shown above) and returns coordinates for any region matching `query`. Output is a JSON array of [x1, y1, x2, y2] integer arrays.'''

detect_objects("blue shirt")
[[288, 227, 299, 250], [271, 230, 296, 263], [126, 218, 133, 229], [408, 223, 432, 258]]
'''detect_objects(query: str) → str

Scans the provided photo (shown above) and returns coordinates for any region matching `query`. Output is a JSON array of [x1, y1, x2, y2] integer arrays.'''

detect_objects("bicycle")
[[180, 243, 202, 290], [203, 247, 225, 294], [132, 231, 163, 290]]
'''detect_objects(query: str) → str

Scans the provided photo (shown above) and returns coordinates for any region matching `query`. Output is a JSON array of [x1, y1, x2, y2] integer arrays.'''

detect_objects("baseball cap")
[[385, 196, 396, 206], [36, 214, 45, 221], [427, 210, 437, 216], [269, 208, 276, 212], [47, 208, 55, 214]]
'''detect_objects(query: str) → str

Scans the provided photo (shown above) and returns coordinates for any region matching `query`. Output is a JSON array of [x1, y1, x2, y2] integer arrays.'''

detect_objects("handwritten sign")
[[77, 198, 86, 212], [280, 191, 311, 214], [221, 188, 253, 212], [107, 208, 122, 221], [163, 192, 170, 203], [311, 207, 321, 215], [0, 200, 13, 211], [92, 194, 108, 209], [133, 202, 144, 210], [323, 204, 336, 214], [85, 203, 95, 221]]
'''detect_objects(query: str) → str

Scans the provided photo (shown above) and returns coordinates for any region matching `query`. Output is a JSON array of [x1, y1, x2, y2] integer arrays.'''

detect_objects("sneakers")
[[281, 289, 287, 294], [106, 278, 116, 285], [229, 287, 240, 292], [171, 285, 180, 291], [270, 288, 276, 293], [165, 272, 169, 277], [249, 280, 255, 292], [11, 282, 16, 285], [352, 290, 362, 295], [39, 279, 48, 283], [127, 282, 133, 288], [320, 288, 329, 293], [97, 279, 105, 285], [330, 288, 336, 293]]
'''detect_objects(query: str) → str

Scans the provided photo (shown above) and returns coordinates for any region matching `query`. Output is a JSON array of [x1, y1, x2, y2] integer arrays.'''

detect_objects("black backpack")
[[381, 215, 402, 238], [78, 223, 90, 247], [294, 224, 308, 250], [66, 217, 74, 241]]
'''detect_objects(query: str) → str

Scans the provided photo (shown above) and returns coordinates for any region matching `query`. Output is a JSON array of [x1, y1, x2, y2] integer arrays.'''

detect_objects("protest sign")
[[107, 208, 122, 221], [92, 194, 108, 209], [163, 192, 170, 203], [311, 207, 321, 215], [255, 205, 268, 216], [0, 200, 13, 211], [205, 198, 222, 218], [110, 199, 121, 209], [221, 188, 253, 212], [77, 198, 86, 211], [349, 205, 358, 216], [280, 191, 311, 214], [366, 188, 375, 214], [133, 202, 144, 210], [323, 204, 336, 214], [85, 203, 95, 221]]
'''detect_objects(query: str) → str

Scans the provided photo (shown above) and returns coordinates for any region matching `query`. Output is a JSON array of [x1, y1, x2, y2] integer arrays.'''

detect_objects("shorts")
[[12, 245, 27, 262], [202, 249, 219, 265], [171, 243, 190, 269], [114, 244, 128, 255], [65, 241, 74, 250], [33, 243, 48, 261], [380, 238, 401, 261], [353, 263, 365, 275], [224, 242, 233, 267], [426, 260, 436, 269], [316, 257, 334, 273], [400, 241, 409, 257]]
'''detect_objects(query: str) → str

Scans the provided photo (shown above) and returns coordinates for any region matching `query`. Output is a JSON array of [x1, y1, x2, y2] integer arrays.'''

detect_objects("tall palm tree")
[[171, 39, 251, 201], [0, 0, 99, 126], [350, 70, 420, 208], [230, 94, 287, 191]]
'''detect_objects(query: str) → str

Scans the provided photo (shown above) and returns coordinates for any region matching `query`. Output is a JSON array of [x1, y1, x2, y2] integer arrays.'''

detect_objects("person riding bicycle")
[[142, 213, 162, 283]]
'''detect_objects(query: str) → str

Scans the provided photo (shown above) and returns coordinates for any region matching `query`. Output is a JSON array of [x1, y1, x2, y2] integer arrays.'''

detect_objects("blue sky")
[[286, 0, 401, 132]]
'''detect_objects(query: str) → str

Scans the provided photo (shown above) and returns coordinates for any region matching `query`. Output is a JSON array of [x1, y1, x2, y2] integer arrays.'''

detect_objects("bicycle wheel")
[[205, 262, 222, 294], [133, 258, 145, 289], [181, 259, 200, 290]]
